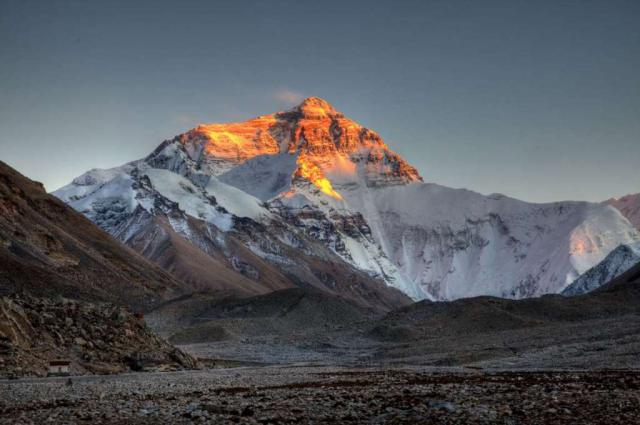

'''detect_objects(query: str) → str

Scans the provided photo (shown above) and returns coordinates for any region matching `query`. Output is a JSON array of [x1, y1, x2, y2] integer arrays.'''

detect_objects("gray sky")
[[1, 0, 639, 202]]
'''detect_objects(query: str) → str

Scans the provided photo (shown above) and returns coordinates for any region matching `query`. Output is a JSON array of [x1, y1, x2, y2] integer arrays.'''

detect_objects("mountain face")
[[562, 242, 640, 296], [0, 161, 189, 311], [53, 98, 640, 301], [52, 163, 409, 311], [605, 193, 640, 231]]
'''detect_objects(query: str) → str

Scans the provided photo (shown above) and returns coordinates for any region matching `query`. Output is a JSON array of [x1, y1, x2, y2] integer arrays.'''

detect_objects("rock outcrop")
[[0, 294, 197, 377]]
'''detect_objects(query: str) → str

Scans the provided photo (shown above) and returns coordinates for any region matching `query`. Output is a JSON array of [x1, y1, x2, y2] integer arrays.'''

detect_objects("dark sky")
[[1, 0, 639, 202]]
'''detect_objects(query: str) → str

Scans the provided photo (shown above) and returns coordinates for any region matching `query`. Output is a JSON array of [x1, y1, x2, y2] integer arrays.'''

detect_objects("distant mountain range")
[[53, 97, 640, 301]]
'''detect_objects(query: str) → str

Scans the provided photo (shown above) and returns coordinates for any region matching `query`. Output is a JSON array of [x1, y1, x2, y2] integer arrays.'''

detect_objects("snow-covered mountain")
[[53, 97, 640, 301], [605, 193, 640, 231], [562, 242, 640, 296], [53, 159, 409, 311]]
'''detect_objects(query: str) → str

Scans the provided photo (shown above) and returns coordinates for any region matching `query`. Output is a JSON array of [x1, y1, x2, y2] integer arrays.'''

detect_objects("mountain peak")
[[292, 97, 342, 119], [171, 98, 422, 188]]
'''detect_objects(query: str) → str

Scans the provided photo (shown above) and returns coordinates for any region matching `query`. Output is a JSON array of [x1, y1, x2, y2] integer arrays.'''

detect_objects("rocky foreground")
[[1, 366, 638, 424], [0, 295, 196, 377]]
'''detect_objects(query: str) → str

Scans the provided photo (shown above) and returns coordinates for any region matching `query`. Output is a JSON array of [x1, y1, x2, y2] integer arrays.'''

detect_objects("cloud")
[[176, 114, 195, 125], [171, 114, 199, 129], [274, 89, 305, 105]]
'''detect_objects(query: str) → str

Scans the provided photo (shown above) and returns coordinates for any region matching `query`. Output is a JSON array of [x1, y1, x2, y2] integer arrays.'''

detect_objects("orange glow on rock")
[[194, 115, 279, 161], [570, 237, 592, 255], [295, 155, 343, 200], [180, 97, 422, 187]]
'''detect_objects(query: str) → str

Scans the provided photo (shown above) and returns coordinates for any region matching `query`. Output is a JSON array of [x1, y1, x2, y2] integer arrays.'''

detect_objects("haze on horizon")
[[1, 0, 639, 203]]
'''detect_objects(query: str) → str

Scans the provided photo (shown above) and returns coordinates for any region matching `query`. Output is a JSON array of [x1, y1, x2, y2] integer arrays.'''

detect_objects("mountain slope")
[[369, 256, 640, 368], [341, 183, 639, 299], [0, 161, 200, 376], [0, 161, 189, 311], [605, 193, 640, 230], [53, 98, 640, 301], [53, 159, 410, 311], [148, 287, 373, 347], [562, 241, 640, 296]]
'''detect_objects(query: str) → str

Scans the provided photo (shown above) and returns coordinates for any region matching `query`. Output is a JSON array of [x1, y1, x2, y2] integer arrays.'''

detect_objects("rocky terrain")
[[2, 270, 639, 422], [148, 288, 374, 343], [0, 294, 196, 378], [146, 287, 382, 365], [154, 260, 640, 370], [1, 366, 639, 424]]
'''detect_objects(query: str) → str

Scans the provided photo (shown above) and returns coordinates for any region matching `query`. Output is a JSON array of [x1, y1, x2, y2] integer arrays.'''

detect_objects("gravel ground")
[[1, 366, 639, 424]]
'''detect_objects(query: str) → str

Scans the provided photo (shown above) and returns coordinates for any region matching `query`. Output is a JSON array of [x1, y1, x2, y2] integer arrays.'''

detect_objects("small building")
[[134, 312, 145, 320], [48, 359, 71, 376]]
